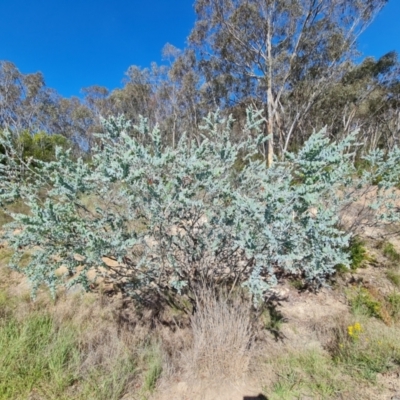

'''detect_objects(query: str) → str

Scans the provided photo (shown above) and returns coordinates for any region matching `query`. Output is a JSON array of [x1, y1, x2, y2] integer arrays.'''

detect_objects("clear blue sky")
[[0, 0, 399, 98]]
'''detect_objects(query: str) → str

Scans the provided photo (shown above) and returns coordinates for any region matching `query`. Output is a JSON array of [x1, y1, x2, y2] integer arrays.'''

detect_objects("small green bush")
[[386, 270, 400, 287], [289, 278, 306, 290], [349, 288, 382, 319], [383, 242, 400, 263], [16, 131, 70, 163], [261, 304, 286, 340], [335, 237, 369, 275], [387, 292, 400, 320], [348, 237, 368, 270], [335, 263, 350, 275]]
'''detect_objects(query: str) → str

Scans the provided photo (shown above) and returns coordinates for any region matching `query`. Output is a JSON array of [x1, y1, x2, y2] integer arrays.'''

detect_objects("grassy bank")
[[1, 237, 400, 399]]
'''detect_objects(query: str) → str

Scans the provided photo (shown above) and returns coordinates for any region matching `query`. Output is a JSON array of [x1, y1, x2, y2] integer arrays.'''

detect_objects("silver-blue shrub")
[[1, 109, 399, 302]]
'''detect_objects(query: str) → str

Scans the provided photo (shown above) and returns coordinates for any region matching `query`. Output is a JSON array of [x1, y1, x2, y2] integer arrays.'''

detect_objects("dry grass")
[[0, 286, 140, 400], [183, 287, 254, 382], [258, 310, 400, 399], [329, 314, 400, 380], [264, 348, 350, 399], [0, 254, 149, 400]]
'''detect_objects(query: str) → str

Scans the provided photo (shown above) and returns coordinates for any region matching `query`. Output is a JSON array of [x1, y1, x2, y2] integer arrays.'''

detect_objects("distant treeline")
[[1, 0, 399, 162]]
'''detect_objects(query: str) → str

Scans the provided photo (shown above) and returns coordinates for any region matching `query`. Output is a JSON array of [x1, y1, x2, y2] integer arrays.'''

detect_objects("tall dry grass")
[[184, 287, 254, 382]]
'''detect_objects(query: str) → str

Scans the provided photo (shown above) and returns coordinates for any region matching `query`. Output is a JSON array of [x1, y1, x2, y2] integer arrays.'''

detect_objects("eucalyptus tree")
[[82, 85, 111, 117], [111, 65, 156, 125], [105, 53, 204, 148], [291, 51, 400, 151], [189, 0, 388, 165], [161, 45, 205, 146], [0, 61, 55, 133], [352, 53, 400, 152], [0, 61, 95, 157]]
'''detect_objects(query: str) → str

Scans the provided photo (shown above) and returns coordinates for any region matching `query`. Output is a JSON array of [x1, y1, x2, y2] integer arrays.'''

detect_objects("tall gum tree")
[[189, 0, 388, 165]]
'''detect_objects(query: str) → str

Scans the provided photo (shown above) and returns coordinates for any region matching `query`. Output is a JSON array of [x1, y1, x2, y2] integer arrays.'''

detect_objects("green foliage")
[[1, 130, 70, 164], [333, 320, 400, 382], [335, 263, 350, 275], [0, 289, 138, 400], [16, 131, 70, 163], [232, 151, 265, 172], [141, 343, 163, 395], [0, 130, 71, 212], [79, 354, 136, 400], [383, 242, 400, 263], [288, 278, 307, 290], [348, 237, 368, 270], [267, 350, 346, 399], [336, 340, 398, 381], [2, 108, 400, 304], [349, 288, 382, 319], [0, 311, 79, 399], [261, 304, 286, 339], [387, 292, 400, 320], [386, 270, 400, 287]]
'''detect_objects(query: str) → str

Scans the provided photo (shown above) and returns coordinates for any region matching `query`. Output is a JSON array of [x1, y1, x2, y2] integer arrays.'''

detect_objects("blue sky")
[[0, 0, 399, 98]]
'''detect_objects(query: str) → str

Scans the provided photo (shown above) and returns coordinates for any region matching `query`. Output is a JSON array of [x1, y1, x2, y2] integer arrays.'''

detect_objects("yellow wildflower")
[[347, 322, 362, 340], [347, 325, 354, 336], [353, 322, 362, 332]]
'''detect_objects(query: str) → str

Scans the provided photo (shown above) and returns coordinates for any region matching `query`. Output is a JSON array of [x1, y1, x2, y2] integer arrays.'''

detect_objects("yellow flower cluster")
[[347, 322, 363, 339]]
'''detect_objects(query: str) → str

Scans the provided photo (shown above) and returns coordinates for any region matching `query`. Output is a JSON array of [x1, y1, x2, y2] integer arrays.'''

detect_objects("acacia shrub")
[[1, 109, 400, 304]]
